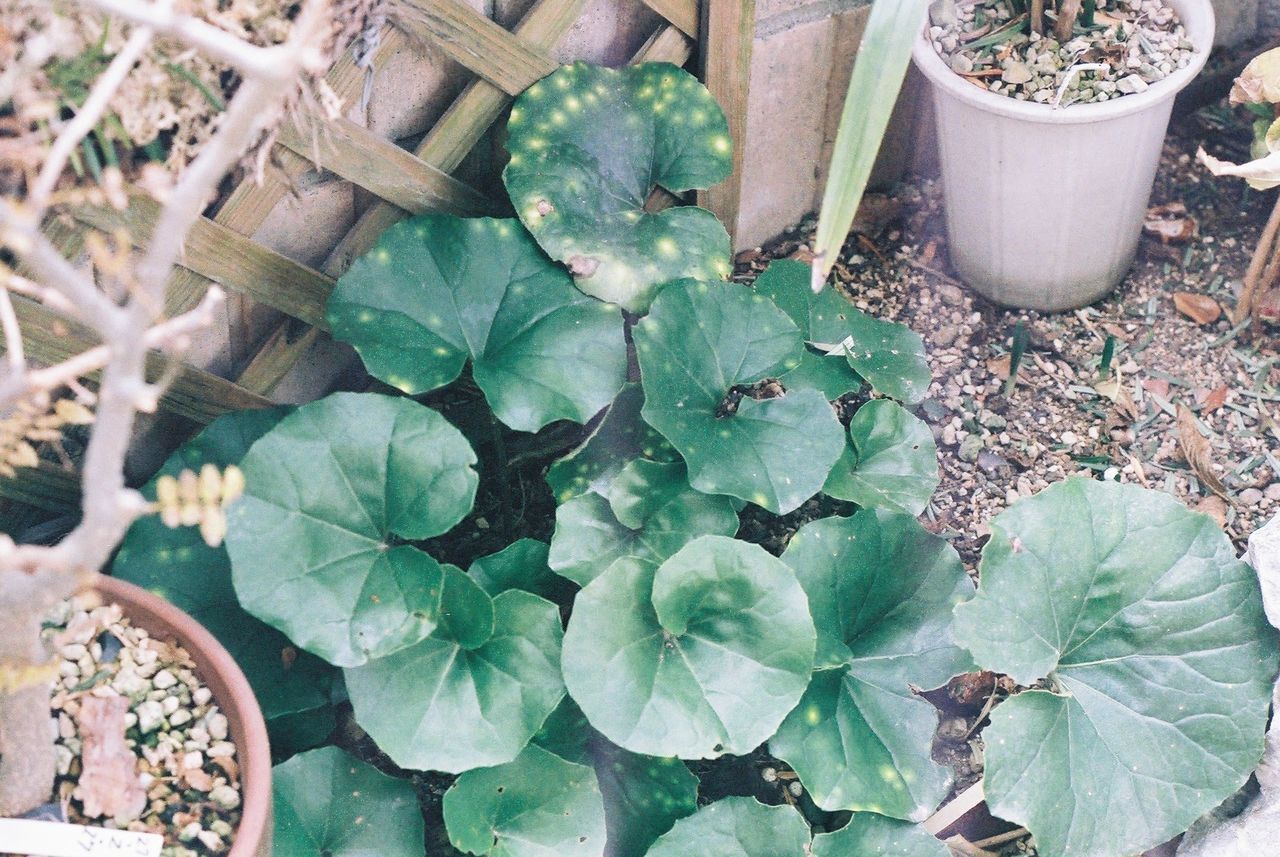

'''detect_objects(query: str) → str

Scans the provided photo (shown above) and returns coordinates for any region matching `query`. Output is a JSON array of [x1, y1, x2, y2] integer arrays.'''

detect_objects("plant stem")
[[1030, 0, 1044, 34], [490, 414, 514, 541], [1054, 0, 1083, 41], [1004, 322, 1029, 397], [1081, 0, 1096, 27]]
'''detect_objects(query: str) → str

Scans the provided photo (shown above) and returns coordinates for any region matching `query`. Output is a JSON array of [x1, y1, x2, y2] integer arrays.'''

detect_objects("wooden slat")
[[1, 297, 271, 424], [276, 115, 500, 218], [641, 0, 700, 38], [698, 0, 754, 245], [634, 22, 695, 65], [392, 0, 558, 96], [0, 462, 81, 513], [73, 195, 334, 329]]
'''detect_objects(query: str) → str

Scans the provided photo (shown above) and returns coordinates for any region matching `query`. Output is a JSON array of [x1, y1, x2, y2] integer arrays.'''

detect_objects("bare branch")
[[0, 288, 225, 412], [0, 288, 24, 374], [29, 23, 156, 210]]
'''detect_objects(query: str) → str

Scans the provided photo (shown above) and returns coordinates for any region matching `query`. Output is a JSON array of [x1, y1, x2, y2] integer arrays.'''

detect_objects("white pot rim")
[[911, 0, 1216, 126]]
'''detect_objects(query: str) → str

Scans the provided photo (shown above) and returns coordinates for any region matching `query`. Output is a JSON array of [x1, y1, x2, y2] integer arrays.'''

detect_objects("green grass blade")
[[811, 0, 931, 292]]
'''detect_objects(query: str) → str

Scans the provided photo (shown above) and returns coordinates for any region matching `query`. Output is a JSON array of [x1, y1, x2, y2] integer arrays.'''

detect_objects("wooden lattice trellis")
[[1, 0, 757, 515]]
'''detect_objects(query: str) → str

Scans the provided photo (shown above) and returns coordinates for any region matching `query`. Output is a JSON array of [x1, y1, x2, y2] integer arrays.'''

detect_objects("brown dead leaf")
[[986, 354, 1011, 380], [1144, 203, 1198, 244], [1141, 377, 1170, 399], [1094, 369, 1139, 422], [788, 247, 816, 264], [211, 753, 239, 781], [734, 248, 764, 265], [77, 696, 147, 820], [851, 193, 902, 236], [1195, 495, 1229, 528], [1199, 384, 1230, 415], [1177, 405, 1233, 502], [919, 239, 937, 268], [182, 766, 214, 792], [1101, 323, 1132, 341], [1173, 292, 1222, 325]]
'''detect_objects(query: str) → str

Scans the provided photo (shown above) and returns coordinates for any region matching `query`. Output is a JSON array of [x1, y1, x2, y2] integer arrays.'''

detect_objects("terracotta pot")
[[95, 575, 271, 857]]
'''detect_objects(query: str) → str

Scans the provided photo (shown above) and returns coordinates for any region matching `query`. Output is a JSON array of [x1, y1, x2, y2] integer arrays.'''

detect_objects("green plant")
[[113, 60, 1278, 857]]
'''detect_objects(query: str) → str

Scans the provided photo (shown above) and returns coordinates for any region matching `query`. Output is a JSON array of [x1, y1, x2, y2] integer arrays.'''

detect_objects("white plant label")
[[0, 818, 162, 857]]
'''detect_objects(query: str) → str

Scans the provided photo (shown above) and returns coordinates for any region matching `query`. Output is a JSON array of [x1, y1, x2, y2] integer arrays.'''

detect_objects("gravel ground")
[[739, 103, 1279, 573]]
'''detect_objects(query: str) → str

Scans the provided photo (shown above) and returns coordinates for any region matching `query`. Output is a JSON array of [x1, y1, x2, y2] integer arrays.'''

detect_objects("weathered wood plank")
[[392, 0, 558, 96], [634, 22, 694, 65], [640, 0, 700, 37], [164, 25, 406, 316], [0, 462, 81, 513], [73, 195, 334, 329], [276, 115, 500, 218], [698, 1, 754, 245]]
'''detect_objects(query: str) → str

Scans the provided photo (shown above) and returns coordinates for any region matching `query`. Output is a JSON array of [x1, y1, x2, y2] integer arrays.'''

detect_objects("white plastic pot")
[[912, 0, 1214, 311]]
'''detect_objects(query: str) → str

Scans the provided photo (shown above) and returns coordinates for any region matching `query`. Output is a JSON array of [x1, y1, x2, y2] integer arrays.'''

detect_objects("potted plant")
[[0, 1, 336, 852], [911, 0, 1214, 310]]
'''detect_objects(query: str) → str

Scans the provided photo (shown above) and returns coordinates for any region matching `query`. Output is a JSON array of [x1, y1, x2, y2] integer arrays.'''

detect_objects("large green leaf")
[[822, 399, 939, 515], [113, 408, 336, 729], [770, 512, 972, 820], [810, 814, 948, 857], [444, 743, 606, 857], [327, 214, 626, 433], [533, 698, 698, 857], [562, 536, 815, 758], [547, 383, 678, 504], [549, 459, 739, 586], [634, 280, 845, 515], [273, 746, 424, 857], [345, 587, 565, 774], [643, 797, 810, 857], [755, 260, 931, 405], [469, 538, 571, 603], [953, 479, 1280, 857], [503, 62, 732, 312], [227, 393, 478, 667]]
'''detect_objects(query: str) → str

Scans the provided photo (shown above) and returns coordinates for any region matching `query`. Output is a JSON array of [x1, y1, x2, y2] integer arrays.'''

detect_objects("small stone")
[[1240, 488, 1264, 507], [135, 700, 164, 734], [1060, 430, 1078, 446], [168, 709, 193, 727], [1117, 74, 1150, 94], [196, 830, 225, 853], [959, 435, 985, 462], [161, 696, 180, 716], [179, 822, 202, 843], [208, 784, 241, 811], [207, 741, 236, 758], [55, 744, 74, 776], [938, 283, 965, 306], [1265, 484, 1280, 502], [192, 687, 212, 706], [205, 712, 229, 741], [950, 53, 974, 75], [1002, 62, 1033, 85], [152, 669, 177, 690]]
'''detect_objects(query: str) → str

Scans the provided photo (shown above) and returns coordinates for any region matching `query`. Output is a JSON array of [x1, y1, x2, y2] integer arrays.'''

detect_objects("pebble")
[[1266, 484, 1280, 502], [1240, 488, 1264, 507], [152, 669, 177, 690], [209, 784, 241, 811]]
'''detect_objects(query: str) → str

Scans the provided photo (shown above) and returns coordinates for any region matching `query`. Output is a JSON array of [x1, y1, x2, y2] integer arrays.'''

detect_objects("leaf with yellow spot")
[[327, 214, 627, 433], [634, 280, 845, 515], [503, 62, 732, 312], [770, 511, 973, 821]]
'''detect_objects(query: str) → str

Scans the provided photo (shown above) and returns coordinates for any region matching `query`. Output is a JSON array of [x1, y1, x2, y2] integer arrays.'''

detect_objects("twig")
[[945, 835, 998, 857], [30, 22, 156, 209], [961, 686, 1001, 740], [971, 827, 1030, 849], [0, 288, 24, 373], [1239, 193, 1280, 323], [924, 780, 986, 836]]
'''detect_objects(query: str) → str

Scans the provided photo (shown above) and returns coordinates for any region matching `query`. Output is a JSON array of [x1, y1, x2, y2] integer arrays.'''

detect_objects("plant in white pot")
[[912, 0, 1214, 311]]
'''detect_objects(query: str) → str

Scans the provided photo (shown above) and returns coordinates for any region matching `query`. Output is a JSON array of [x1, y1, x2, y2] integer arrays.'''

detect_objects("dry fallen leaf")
[[1174, 292, 1222, 325], [1142, 377, 1171, 399], [1199, 385, 1230, 415], [1177, 405, 1233, 502], [1094, 369, 1139, 422], [788, 247, 816, 264], [986, 354, 1012, 380], [1144, 202, 1198, 244], [76, 696, 147, 820], [1196, 495, 1229, 528], [1257, 286, 1280, 321]]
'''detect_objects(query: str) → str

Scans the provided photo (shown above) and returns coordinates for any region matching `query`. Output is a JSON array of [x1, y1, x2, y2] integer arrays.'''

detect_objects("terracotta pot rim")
[[93, 574, 271, 857]]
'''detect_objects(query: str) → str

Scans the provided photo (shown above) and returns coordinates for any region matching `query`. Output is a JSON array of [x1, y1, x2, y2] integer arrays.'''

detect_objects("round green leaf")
[[345, 589, 566, 773], [644, 797, 810, 857], [327, 214, 626, 432], [533, 698, 699, 857], [113, 408, 336, 729], [822, 399, 939, 515], [635, 280, 845, 514], [562, 536, 816, 758], [756, 259, 933, 404], [444, 743, 606, 857], [469, 538, 572, 603], [228, 394, 478, 667], [771, 512, 973, 820], [503, 62, 732, 312], [273, 746, 424, 857], [953, 479, 1280, 857], [810, 814, 948, 857], [547, 383, 677, 504], [549, 459, 739, 586]]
